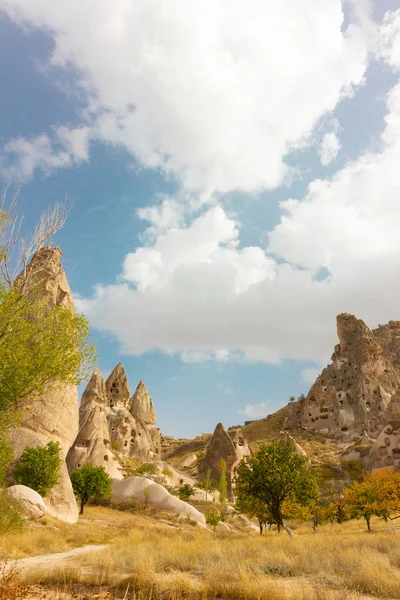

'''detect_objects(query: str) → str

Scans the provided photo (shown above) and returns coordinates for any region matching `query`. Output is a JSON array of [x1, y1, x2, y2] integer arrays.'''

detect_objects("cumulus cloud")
[[0, 126, 90, 181], [319, 132, 342, 166], [76, 76, 400, 365], [302, 367, 322, 384], [0, 0, 373, 195], [239, 402, 269, 418]]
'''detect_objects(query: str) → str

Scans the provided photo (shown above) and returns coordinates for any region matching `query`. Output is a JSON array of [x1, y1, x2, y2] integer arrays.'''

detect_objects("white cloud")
[[239, 402, 269, 418], [76, 77, 400, 365], [319, 132, 342, 166], [301, 367, 322, 384], [379, 9, 400, 70], [0, 126, 90, 181], [0, 0, 374, 195]]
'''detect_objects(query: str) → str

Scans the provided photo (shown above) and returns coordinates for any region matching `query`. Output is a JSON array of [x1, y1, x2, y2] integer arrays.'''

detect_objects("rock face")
[[68, 365, 161, 476], [9, 247, 79, 523], [367, 420, 400, 472], [6, 485, 46, 519], [111, 476, 206, 525], [291, 314, 400, 439], [198, 423, 251, 499]]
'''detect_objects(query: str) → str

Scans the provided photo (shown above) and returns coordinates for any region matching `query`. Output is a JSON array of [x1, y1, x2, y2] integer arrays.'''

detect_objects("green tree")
[[70, 465, 112, 514], [12, 441, 62, 497], [219, 458, 228, 503], [0, 198, 96, 480], [178, 483, 195, 501], [289, 396, 296, 403], [205, 508, 222, 533], [235, 440, 319, 536], [235, 493, 273, 534]]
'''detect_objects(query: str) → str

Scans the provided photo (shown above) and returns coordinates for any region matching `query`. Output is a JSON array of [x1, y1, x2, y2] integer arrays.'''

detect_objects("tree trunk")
[[259, 521, 263, 535], [365, 515, 371, 532], [282, 522, 294, 538], [80, 498, 86, 515]]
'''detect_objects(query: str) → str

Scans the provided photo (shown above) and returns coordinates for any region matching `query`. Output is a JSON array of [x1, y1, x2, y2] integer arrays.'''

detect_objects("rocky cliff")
[[198, 423, 251, 499], [67, 364, 161, 476], [10, 247, 79, 523]]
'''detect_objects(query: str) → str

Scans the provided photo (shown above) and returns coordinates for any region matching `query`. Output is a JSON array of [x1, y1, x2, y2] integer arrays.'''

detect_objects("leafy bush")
[[135, 462, 158, 476], [70, 464, 112, 515], [12, 441, 62, 497], [205, 508, 222, 533], [178, 483, 194, 501], [111, 441, 120, 451], [0, 491, 25, 536]]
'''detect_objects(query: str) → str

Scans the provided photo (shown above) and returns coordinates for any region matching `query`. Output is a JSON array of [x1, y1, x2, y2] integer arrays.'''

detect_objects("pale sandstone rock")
[[67, 369, 122, 479], [180, 453, 198, 468], [198, 423, 251, 499], [367, 419, 400, 471], [10, 247, 79, 524], [6, 485, 46, 519], [111, 476, 205, 525], [288, 314, 400, 439]]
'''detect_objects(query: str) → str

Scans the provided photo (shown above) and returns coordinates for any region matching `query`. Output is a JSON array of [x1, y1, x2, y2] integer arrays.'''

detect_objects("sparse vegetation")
[[0, 491, 25, 536]]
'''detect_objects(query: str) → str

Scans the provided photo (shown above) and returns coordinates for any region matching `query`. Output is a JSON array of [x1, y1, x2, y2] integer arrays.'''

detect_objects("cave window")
[[104, 455, 109, 462], [78, 464, 81, 468], [124, 441, 128, 447]]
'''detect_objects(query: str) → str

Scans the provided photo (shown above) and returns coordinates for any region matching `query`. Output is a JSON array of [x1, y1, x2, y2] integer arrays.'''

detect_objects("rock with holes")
[[9, 247, 79, 523], [6, 485, 46, 519], [111, 476, 205, 524], [367, 420, 400, 471], [286, 313, 400, 440], [67, 369, 123, 479]]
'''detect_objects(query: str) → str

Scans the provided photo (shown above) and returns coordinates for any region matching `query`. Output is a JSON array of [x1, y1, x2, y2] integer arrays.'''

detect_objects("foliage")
[[111, 441, 120, 451], [322, 480, 350, 524], [205, 508, 222, 533], [219, 458, 228, 503], [0, 284, 95, 417], [0, 419, 13, 486], [178, 483, 195, 501], [135, 462, 159, 476], [12, 441, 62, 497], [345, 469, 400, 531], [235, 493, 273, 534], [341, 459, 364, 482], [289, 396, 296, 403], [235, 441, 319, 534], [70, 465, 112, 514], [0, 490, 25, 536]]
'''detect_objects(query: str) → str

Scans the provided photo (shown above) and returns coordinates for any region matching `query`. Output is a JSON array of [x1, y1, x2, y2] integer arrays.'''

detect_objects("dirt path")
[[2, 544, 107, 572]]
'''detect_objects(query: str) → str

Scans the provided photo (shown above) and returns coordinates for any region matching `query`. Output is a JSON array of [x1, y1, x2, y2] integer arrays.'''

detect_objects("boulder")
[[9, 247, 79, 524], [6, 485, 46, 519], [180, 454, 198, 468], [111, 476, 205, 525]]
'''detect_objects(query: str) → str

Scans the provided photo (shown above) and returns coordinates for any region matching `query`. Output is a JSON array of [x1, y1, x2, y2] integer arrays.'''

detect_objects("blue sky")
[[1, 1, 400, 437]]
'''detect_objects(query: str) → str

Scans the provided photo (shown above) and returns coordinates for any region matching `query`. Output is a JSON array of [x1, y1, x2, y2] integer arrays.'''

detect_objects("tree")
[[289, 396, 296, 403], [323, 480, 350, 524], [12, 441, 62, 497], [235, 440, 319, 536], [0, 195, 96, 479], [70, 465, 112, 514], [219, 458, 228, 503], [205, 508, 222, 533], [235, 493, 274, 534], [345, 469, 400, 531], [204, 468, 212, 500], [178, 483, 195, 501]]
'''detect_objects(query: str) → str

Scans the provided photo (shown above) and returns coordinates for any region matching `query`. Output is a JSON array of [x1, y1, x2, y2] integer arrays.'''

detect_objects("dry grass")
[[13, 509, 400, 600]]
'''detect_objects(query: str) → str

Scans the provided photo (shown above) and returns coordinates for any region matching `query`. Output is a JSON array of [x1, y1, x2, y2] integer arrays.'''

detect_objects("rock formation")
[[198, 423, 251, 499], [111, 476, 206, 525], [367, 419, 400, 472], [9, 247, 79, 523], [288, 313, 400, 440], [68, 365, 161, 476], [6, 485, 46, 520]]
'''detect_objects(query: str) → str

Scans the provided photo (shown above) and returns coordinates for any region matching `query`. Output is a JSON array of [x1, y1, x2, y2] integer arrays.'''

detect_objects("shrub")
[[178, 483, 194, 501], [111, 441, 120, 451], [12, 441, 61, 497], [136, 462, 158, 476], [0, 491, 25, 536], [70, 465, 112, 515], [205, 508, 222, 533]]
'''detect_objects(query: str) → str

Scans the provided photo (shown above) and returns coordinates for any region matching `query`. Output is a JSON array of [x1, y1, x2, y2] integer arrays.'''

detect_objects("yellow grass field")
[[2, 507, 400, 600]]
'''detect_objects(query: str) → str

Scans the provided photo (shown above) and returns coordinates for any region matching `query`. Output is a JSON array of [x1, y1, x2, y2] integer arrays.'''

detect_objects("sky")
[[0, 0, 400, 438]]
